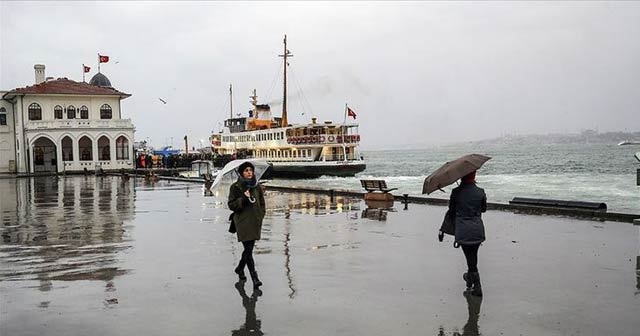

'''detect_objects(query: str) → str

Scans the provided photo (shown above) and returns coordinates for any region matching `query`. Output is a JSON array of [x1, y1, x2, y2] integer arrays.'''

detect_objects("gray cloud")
[[1, 1, 639, 150]]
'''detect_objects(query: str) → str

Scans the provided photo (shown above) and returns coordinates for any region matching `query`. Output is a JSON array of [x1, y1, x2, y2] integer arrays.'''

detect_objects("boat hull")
[[270, 162, 366, 178]]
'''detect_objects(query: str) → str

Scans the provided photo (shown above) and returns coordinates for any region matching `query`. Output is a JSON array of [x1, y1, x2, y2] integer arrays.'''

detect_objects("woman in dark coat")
[[448, 170, 487, 296], [228, 161, 266, 288]]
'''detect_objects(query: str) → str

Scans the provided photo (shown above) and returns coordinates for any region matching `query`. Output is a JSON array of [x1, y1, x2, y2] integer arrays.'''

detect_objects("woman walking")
[[448, 170, 487, 296], [228, 161, 266, 288]]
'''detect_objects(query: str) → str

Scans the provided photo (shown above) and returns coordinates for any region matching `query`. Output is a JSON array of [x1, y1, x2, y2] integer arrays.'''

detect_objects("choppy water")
[[270, 141, 640, 213]]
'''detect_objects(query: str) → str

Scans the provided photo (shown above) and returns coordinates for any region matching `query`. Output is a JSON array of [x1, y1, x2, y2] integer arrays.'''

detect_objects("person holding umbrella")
[[228, 161, 266, 288], [449, 170, 487, 297], [423, 154, 490, 297]]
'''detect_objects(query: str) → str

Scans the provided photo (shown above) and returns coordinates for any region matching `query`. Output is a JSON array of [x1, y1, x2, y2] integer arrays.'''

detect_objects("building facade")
[[0, 65, 135, 174]]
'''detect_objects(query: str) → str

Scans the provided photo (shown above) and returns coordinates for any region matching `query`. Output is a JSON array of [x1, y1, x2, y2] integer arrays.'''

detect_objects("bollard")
[[637, 168, 639, 186], [403, 194, 409, 210]]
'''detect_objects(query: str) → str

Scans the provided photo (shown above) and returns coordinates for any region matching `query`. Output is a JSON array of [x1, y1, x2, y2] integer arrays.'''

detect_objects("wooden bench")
[[360, 179, 397, 201], [360, 179, 398, 193]]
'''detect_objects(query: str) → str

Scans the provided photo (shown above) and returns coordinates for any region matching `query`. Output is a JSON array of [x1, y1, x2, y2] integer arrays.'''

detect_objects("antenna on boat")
[[279, 34, 293, 127], [229, 84, 233, 119]]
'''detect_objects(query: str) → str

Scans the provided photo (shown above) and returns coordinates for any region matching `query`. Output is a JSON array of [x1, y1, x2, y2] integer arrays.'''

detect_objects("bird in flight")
[[158, 98, 167, 104]]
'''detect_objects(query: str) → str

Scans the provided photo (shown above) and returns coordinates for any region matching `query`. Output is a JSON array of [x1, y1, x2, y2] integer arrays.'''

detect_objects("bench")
[[360, 179, 397, 202], [360, 179, 398, 193]]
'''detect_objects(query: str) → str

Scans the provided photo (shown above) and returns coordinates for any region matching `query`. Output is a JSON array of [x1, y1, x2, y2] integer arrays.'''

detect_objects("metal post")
[[403, 193, 409, 210]]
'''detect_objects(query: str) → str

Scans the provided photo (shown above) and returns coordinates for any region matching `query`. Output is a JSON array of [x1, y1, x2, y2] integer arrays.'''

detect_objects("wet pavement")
[[1, 176, 639, 336]]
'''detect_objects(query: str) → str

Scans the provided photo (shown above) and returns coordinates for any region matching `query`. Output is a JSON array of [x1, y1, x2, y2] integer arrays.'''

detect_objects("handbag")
[[440, 209, 455, 236], [228, 213, 236, 233]]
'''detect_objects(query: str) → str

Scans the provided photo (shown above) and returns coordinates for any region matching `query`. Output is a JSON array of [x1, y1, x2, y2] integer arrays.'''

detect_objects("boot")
[[463, 272, 473, 289], [234, 265, 247, 281], [469, 272, 482, 297], [250, 271, 262, 289]]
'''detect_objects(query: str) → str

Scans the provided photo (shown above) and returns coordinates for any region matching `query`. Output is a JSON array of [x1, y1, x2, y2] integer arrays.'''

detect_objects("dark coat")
[[228, 178, 266, 242], [449, 182, 487, 245]]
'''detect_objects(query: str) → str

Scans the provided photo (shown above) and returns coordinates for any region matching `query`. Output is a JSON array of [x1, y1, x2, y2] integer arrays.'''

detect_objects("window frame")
[[100, 104, 112, 119], [28, 103, 42, 121], [54, 105, 63, 119]]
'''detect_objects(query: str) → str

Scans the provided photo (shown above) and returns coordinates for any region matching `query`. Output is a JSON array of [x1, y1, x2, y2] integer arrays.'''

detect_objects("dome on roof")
[[89, 72, 112, 88]]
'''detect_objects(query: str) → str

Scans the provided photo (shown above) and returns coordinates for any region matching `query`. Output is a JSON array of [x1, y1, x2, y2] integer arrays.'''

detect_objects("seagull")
[[158, 98, 167, 104]]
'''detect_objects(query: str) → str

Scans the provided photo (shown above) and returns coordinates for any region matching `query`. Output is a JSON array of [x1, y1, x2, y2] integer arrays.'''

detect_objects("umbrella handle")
[[248, 196, 256, 204]]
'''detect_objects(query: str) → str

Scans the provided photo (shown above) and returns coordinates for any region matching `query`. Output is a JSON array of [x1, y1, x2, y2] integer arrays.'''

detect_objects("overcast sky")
[[1, 1, 639, 150]]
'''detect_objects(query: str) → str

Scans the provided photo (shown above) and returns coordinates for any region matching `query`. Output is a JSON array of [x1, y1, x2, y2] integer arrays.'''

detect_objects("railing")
[[286, 134, 361, 145], [26, 119, 134, 130]]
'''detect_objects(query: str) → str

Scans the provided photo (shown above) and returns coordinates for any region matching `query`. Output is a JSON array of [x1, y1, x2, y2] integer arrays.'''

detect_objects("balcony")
[[26, 119, 135, 131]]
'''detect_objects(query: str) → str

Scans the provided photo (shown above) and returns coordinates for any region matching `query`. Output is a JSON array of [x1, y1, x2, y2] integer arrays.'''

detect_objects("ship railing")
[[286, 134, 361, 145]]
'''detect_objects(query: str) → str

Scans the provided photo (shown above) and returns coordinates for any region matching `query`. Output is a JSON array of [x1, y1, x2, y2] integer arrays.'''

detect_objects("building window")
[[61, 136, 73, 161], [80, 106, 89, 119], [100, 104, 112, 119], [0, 107, 6, 125], [67, 105, 76, 119], [54, 105, 63, 119], [79, 136, 93, 161], [116, 136, 129, 160], [28, 103, 42, 121], [98, 136, 110, 160]]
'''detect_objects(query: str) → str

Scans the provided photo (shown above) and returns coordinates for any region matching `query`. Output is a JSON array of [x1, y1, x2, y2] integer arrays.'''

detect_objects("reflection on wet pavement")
[[1, 177, 134, 284], [232, 281, 263, 336], [1, 177, 639, 336]]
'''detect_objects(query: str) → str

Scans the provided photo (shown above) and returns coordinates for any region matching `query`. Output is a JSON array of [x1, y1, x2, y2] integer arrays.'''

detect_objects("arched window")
[[0, 107, 6, 125], [116, 136, 129, 160], [79, 136, 93, 161], [98, 136, 110, 160], [61, 136, 73, 161], [67, 105, 76, 119], [28, 103, 42, 121], [80, 106, 89, 119], [100, 104, 112, 119], [54, 105, 63, 119]]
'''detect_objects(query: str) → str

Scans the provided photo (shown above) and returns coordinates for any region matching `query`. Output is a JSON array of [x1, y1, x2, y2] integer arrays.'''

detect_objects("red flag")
[[347, 107, 357, 119], [99, 55, 110, 63], [83, 65, 91, 73]]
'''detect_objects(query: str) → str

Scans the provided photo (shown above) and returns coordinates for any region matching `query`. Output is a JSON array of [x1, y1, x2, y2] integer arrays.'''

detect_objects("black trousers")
[[461, 244, 480, 273], [238, 240, 256, 275]]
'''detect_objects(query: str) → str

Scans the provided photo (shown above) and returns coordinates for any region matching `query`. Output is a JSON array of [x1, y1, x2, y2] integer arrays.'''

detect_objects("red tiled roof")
[[5, 78, 130, 98]]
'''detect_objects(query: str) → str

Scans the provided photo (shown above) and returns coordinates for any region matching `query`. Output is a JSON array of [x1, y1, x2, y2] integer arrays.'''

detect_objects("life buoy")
[[328, 135, 335, 142], [312, 135, 319, 143], [319, 135, 326, 142]]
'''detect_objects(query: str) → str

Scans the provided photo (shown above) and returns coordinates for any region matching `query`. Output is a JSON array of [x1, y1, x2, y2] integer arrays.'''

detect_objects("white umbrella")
[[210, 159, 271, 191]]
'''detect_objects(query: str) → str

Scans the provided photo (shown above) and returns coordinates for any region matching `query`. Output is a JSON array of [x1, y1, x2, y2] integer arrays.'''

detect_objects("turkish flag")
[[347, 107, 357, 119], [83, 65, 91, 73], [99, 55, 110, 63]]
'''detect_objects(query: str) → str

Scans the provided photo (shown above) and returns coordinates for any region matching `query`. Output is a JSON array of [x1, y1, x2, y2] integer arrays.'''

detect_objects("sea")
[[270, 138, 640, 214]]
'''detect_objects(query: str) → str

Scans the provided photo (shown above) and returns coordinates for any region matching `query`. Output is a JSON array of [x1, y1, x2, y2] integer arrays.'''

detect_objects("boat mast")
[[229, 84, 233, 119], [279, 34, 293, 127]]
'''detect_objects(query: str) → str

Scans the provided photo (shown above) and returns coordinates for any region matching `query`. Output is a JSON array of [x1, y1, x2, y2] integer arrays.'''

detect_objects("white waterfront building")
[[0, 64, 135, 174]]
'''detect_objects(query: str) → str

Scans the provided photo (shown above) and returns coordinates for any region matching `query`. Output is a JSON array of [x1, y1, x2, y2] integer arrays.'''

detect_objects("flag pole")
[[343, 103, 347, 124], [82, 64, 85, 82], [97, 54, 100, 73]]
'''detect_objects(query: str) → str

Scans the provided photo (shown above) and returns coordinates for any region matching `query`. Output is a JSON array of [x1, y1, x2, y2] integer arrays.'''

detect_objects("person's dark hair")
[[462, 170, 476, 184], [237, 161, 255, 175]]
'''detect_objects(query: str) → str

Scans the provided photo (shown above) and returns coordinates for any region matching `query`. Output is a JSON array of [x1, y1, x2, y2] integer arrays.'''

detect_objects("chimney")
[[34, 64, 46, 84]]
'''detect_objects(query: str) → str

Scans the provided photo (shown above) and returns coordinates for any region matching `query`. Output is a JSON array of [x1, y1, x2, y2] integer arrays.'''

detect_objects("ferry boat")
[[210, 36, 366, 178]]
